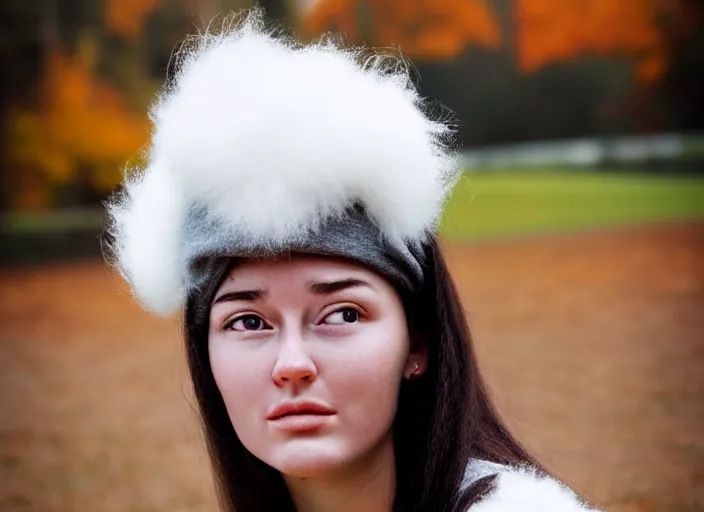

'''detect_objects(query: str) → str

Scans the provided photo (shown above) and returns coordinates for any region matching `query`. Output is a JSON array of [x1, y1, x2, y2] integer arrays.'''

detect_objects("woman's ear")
[[403, 334, 428, 380]]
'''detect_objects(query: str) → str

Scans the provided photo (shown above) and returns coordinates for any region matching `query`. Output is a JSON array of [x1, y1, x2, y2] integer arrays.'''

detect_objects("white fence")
[[461, 133, 688, 170]]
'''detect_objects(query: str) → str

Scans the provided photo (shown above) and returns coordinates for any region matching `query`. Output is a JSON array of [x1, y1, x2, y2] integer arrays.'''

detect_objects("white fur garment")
[[107, 9, 460, 315], [465, 461, 600, 511]]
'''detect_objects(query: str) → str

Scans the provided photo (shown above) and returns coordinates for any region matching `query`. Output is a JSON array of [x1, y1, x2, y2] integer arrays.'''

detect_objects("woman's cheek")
[[209, 341, 268, 417], [327, 325, 407, 418]]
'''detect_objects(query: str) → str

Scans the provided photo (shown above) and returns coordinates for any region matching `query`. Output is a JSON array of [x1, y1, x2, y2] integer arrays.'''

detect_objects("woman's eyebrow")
[[212, 288, 266, 305], [307, 278, 372, 295]]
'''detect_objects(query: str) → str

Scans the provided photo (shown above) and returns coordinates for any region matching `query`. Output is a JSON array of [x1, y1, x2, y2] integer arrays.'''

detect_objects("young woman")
[[107, 10, 598, 512]]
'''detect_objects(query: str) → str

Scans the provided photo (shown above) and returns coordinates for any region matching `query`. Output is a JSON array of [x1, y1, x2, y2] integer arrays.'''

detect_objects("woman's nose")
[[271, 331, 318, 387]]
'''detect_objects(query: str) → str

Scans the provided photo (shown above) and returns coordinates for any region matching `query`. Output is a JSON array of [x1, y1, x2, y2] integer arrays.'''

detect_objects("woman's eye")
[[227, 315, 268, 331], [324, 308, 361, 325]]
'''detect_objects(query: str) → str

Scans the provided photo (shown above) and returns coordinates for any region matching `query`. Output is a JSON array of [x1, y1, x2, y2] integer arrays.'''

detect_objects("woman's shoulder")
[[462, 459, 599, 511]]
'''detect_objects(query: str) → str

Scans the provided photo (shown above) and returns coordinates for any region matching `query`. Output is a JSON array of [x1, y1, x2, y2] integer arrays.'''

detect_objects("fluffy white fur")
[[109, 159, 185, 315], [108, 9, 459, 315], [470, 465, 599, 512]]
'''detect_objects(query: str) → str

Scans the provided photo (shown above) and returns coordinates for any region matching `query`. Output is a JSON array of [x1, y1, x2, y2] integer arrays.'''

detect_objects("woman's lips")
[[266, 400, 336, 432], [269, 414, 334, 432], [266, 400, 336, 420]]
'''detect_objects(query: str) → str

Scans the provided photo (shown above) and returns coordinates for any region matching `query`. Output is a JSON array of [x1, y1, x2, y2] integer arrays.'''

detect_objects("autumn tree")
[[7, 42, 149, 209], [514, 0, 678, 83], [4, 0, 213, 210], [3, 0, 161, 210], [302, 0, 501, 61]]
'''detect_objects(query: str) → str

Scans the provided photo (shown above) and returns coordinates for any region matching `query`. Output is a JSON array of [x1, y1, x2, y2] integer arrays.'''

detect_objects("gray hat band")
[[183, 204, 426, 299]]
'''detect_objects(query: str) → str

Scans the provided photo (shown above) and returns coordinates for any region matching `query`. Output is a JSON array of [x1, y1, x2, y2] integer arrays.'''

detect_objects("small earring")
[[407, 363, 420, 380]]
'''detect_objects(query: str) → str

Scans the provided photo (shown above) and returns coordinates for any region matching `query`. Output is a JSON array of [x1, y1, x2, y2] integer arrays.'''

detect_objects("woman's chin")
[[279, 462, 338, 479], [267, 442, 351, 478]]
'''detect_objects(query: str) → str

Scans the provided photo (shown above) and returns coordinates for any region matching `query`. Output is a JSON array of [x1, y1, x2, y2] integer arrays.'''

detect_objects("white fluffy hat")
[[106, 9, 461, 316]]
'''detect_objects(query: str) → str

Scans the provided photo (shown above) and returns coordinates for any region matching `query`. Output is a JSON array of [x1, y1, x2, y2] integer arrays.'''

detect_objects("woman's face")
[[208, 256, 423, 478]]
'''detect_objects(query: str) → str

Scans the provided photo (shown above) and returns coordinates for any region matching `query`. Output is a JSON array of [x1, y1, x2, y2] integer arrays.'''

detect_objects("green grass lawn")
[[440, 170, 704, 241], [1, 170, 703, 244]]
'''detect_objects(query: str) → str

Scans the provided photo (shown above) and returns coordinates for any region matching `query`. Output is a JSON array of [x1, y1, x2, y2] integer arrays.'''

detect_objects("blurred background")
[[0, 1, 702, 511]]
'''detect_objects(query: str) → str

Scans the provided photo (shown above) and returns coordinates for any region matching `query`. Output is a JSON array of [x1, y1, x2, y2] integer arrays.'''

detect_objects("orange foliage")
[[104, 0, 164, 41], [7, 47, 149, 209], [303, 0, 501, 60], [515, 0, 666, 82]]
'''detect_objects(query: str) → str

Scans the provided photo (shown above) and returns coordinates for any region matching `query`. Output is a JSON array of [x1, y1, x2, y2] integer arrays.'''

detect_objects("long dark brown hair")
[[184, 237, 539, 512]]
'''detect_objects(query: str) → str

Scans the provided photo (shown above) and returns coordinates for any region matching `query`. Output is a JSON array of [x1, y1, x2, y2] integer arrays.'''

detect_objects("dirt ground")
[[1, 221, 702, 512]]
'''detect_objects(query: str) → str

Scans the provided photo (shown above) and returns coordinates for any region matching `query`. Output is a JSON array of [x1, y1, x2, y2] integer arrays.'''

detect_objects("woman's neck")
[[284, 436, 396, 512]]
